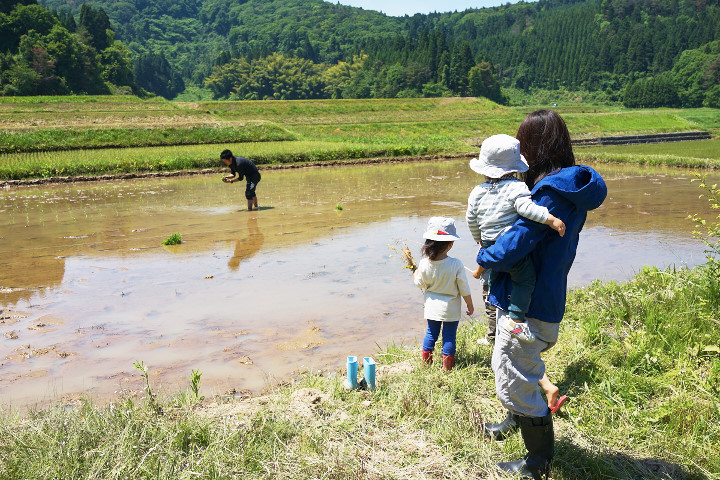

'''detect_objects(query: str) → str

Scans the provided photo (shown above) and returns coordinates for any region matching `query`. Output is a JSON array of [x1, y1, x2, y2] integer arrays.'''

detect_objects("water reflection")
[[228, 215, 264, 271], [0, 160, 716, 407]]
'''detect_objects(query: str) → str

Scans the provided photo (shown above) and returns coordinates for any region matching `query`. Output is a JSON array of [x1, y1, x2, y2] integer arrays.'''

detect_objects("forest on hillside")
[[2, 0, 719, 107]]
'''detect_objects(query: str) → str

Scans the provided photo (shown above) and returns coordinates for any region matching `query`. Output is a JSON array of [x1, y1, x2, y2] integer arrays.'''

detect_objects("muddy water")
[[0, 160, 716, 407]]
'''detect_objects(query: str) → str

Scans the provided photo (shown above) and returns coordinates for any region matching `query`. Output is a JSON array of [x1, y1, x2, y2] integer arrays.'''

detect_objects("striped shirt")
[[466, 177, 549, 243]]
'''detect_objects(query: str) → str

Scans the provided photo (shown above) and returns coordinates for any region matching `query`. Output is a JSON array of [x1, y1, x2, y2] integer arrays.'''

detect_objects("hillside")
[[12, 0, 720, 105]]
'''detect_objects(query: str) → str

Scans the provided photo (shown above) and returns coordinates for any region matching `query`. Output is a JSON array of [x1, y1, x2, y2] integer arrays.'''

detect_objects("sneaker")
[[502, 318, 535, 342]]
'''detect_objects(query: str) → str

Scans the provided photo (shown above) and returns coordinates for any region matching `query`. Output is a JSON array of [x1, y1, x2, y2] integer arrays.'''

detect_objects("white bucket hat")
[[423, 217, 461, 241], [469, 134, 528, 178]]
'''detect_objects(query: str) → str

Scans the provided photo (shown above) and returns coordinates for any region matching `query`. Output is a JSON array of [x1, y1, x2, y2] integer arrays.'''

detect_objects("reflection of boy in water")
[[220, 149, 261, 211], [228, 216, 264, 271]]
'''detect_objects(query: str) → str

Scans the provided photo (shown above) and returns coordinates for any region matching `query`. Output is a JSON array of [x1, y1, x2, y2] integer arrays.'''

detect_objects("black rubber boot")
[[483, 411, 518, 440], [497, 413, 554, 479]]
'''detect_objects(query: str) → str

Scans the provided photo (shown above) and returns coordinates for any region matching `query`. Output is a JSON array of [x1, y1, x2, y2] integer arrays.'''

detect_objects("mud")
[[0, 154, 469, 189], [0, 159, 716, 408]]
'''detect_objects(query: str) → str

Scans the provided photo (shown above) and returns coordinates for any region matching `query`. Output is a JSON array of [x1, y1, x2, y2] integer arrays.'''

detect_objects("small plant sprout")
[[335, 203, 343, 211], [162, 232, 182, 245], [133, 360, 160, 413], [189, 369, 204, 402]]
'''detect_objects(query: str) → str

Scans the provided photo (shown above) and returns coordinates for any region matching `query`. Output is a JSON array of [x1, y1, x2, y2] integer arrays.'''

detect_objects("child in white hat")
[[466, 134, 566, 342], [413, 217, 474, 371], [466, 134, 565, 412]]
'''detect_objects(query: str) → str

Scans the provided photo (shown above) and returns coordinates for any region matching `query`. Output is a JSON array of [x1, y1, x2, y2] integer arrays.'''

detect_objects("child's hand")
[[547, 215, 566, 237], [472, 265, 485, 279], [466, 305, 474, 316]]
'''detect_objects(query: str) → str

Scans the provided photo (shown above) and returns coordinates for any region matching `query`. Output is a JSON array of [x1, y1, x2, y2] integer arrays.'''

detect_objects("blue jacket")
[[477, 165, 607, 323]]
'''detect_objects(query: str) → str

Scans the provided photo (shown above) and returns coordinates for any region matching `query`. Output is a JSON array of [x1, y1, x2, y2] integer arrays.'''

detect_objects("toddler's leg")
[[440, 321, 459, 371], [422, 320, 441, 364], [503, 255, 536, 342], [484, 280, 496, 340]]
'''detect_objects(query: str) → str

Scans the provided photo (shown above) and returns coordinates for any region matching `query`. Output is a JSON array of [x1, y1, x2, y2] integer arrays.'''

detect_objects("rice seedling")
[[388, 241, 418, 272], [162, 233, 182, 246]]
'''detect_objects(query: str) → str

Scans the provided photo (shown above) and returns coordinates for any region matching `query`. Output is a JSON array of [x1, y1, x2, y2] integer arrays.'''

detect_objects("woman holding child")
[[474, 110, 607, 479]]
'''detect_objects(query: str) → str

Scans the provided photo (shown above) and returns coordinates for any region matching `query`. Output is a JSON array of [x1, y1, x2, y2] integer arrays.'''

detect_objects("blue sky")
[[332, 0, 526, 17]]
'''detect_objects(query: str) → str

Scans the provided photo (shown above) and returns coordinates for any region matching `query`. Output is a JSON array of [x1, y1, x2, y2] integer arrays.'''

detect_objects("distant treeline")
[[5, 0, 720, 107]]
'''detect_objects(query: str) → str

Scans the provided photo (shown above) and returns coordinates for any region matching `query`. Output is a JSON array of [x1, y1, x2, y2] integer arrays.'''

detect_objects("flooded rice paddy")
[[0, 159, 716, 408]]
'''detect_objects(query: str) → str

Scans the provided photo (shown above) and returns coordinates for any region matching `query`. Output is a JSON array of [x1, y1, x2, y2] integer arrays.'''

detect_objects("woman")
[[475, 110, 607, 479]]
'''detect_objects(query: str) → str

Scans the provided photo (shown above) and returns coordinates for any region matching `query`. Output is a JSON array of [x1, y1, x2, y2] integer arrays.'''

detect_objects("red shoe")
[[550, 395, 568, 414], [421, 350, 433, 365], [442, 354, 455, 371]]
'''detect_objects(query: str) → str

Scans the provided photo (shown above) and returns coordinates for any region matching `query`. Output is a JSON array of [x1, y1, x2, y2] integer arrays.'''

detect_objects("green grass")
[[576, 138, 720, 168], [1, 96, 720, 180], [0, 140, 442, 180], [0, 95, 168, 104], [1, 263, 718, 478], [0, 125, 296, 154], [161, 233, 182, 246]]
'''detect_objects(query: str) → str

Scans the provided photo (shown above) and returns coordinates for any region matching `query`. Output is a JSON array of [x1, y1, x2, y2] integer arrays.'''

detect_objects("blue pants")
[[422, 320, 459, 356], [483, 239, 535, 321]]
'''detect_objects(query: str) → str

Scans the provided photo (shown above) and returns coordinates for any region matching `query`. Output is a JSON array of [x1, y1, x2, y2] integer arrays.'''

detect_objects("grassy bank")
[[0, 125, 296, 154], [0, 141, 446, 180], [1, 263, 718, 478], [1, 96, 720, 180], [576, 138, 720, 169]]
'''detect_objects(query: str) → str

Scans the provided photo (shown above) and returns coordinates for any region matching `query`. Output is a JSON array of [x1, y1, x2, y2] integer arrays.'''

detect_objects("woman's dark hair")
[[421, 239, 452, 260], [516, 109, 575, 188]]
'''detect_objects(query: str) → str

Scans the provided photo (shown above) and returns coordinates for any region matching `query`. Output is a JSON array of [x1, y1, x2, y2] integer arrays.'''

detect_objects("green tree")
[[672, 41, 720, 107], [1, 0, 36, 15], [2, 62, 39, 95], [468, 61, 503, 103], [101, 41, 136, 90], [322, 54, 365, 99], [134, 51, 185, 99], [78, 3, 111, 52], [204, 57, 251, 98]]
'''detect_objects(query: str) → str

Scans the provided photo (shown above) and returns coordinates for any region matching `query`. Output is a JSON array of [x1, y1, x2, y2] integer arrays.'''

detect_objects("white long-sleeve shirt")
[[413, 256, 471, 322], [466, 177, 549, 243]]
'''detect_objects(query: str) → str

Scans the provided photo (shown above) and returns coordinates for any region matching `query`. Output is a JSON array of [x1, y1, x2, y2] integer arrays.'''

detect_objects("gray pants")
[[491, 309, 560, 418]]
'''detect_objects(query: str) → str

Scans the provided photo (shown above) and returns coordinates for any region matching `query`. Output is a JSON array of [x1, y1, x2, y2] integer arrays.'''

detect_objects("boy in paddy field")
[[220, 149, 261, 211]]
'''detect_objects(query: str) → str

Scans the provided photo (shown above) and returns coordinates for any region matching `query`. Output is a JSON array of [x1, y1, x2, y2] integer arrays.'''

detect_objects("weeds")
[[189, 369, 204, 403], [388, 241, 418, 272], [2, 272, 719, 478], [133, 360, 160, 414], [690, 174, 720, 275], [161, 233, 182, 246]]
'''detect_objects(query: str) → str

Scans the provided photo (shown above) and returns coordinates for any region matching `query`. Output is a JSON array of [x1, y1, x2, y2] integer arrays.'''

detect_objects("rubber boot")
[[442, 354, 455, 371], [421, 350, 433, 365], [484, 411, 519, 440], [497, 413, 554, 480]]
